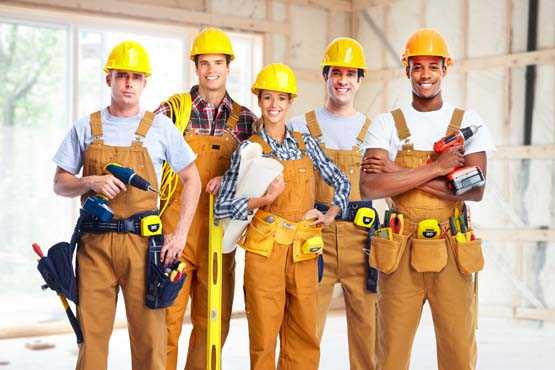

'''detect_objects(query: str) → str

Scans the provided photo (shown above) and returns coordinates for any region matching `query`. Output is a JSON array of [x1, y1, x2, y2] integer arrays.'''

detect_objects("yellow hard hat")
[[190, 27, 235, 61], [402, 28, 452, 66], [103, 40, 152, 76], [321, 37, 367, 70], [251, 63, 297, 97]]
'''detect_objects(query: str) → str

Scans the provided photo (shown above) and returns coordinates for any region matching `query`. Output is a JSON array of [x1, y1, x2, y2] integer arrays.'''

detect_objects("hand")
[[264, 175, 286, 204], [361, 154, 400, 174], [303, 208, 335, 226], [206, 176, 222, 194], [160, 233, 186, 265], [433, 145, 465, 176], [86, 174, 126, 199]]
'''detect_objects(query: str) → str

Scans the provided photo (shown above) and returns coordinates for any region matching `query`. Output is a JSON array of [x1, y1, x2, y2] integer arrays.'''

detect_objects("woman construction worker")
[[215, 63, 351, 370], [289, 37, 377, 370], [154, 27, 257, 370], [360, 28, 495, 370], [52, 41, 201, 370]]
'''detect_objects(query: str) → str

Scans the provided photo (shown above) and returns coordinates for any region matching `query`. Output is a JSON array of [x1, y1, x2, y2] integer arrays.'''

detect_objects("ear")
[[405, 66, 410, 79], [442, 63, 448, 76], [106, 73, 112, 87]]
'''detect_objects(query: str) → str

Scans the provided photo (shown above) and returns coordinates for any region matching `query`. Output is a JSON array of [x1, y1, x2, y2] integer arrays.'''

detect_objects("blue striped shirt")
[[215, 127, 350, 220]]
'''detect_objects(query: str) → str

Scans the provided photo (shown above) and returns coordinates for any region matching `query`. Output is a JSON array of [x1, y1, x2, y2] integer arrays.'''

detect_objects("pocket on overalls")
[[369, 233, 408, 274], [238, 217, 275, 257], [410, 238, 448, 273], [292, 224, 323, 262], [453, 238, 484, 275]]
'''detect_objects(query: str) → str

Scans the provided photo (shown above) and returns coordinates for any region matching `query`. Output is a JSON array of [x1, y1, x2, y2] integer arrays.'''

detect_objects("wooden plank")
[[491, 144, 555, 159], [263, 0, 273, 65], [515, 308, 555, 321], [363, 48, 555, 82], [5, 0, 289, 34], [295, 67, 322, 82], [279, 0, 353, 12], [478, 228, 555, 242], [353, 0, 395, 10]]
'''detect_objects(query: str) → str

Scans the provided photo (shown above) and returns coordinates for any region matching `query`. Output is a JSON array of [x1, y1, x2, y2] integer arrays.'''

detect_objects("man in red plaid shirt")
[[155, 27, 257, 370]]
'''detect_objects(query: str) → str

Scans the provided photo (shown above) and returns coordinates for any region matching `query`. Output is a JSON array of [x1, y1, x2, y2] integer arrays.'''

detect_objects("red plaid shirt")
[[155, 85, 257, 142]]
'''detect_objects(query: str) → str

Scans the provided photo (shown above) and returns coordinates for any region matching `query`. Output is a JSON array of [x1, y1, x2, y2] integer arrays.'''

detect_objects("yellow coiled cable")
[[159, 93, 192, 216]]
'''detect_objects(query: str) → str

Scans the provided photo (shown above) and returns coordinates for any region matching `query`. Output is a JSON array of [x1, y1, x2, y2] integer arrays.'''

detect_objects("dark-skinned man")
[[359, 28, 495, 370]]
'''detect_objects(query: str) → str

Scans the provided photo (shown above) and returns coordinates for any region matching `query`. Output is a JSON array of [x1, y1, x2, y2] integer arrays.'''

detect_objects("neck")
[[108, 100, 140, 117], [198, 85, 227, 106], [325, 98, 356, 116], [263, 118, 286, 143], [411, 93, 443, 112]]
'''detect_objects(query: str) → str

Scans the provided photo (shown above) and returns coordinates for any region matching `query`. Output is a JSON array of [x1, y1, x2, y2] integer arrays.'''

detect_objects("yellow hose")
[[159, 93, 192, 216]]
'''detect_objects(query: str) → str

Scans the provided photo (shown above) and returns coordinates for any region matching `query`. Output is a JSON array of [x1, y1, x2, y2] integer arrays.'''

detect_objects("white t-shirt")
[[361, 102, 496, 160], [288, 106, 367, 150], [53, 108, 197, 186]]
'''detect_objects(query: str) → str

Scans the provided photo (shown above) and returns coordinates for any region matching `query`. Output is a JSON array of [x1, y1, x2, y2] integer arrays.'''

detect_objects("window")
[[0, 6, 262, 330]]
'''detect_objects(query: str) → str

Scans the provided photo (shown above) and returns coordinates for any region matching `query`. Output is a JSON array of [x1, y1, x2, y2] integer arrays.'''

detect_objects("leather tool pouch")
[[452, 237, 484, 275], [369, 233, 408, 274], [239, 216, 276, 257], [410, 238, 448, 273]]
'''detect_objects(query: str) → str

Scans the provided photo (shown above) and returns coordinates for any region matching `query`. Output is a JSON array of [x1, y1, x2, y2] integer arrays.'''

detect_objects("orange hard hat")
[[401, 28, 452, 67]]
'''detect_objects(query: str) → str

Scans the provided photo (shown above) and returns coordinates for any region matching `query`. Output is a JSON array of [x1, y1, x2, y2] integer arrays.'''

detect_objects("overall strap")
[[133, 111, 155, 144], [391, 108, 413, 150], [90, 111, 103, 143], [292, 131, 307, 152], [248, 134, 273, 155], [226, 101, 242, 130], [355, 117, 372, 148], [305, 110, 323, 142], [446, 108, 464, 136]]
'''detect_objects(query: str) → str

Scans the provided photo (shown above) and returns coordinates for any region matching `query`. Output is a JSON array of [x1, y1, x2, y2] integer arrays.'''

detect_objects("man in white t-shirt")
[[289, 37, 377, 370], [52, 41, 201, 370], [360, 29, 495, 370]]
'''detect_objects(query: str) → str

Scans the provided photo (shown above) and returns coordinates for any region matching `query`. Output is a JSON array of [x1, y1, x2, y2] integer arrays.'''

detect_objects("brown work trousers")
[[317, 221, 376, 370]]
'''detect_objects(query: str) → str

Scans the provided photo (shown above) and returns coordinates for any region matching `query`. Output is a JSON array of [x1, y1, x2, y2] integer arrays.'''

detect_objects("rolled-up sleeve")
[[304, 134, 350, 214], [215, 141, 251, 220]]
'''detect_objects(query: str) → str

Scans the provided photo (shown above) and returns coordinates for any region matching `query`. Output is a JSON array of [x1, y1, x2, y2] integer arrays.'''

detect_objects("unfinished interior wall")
[[356, 0, 555, 321]]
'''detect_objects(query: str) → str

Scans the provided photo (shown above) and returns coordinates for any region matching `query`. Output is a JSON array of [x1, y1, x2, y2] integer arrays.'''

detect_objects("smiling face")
[[407, 55, 446, 100], [106, 70, 146, 108], [195, 54, 229, 92], [325, 66, 361, 107], [258, 90, 291, 126]]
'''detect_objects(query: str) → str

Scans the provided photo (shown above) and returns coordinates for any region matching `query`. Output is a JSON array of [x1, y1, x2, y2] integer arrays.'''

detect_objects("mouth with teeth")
[[266, 108, 281, 117], [334, 86, 351, 95], [205, 75, 220, 81]]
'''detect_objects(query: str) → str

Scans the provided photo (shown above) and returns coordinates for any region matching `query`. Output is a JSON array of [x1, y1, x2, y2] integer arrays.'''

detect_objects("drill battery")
[[447, 166, 485, 195]]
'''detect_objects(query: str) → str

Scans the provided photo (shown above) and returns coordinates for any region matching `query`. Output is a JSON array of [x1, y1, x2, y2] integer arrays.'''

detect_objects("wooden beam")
[[478, 228, 555, 242], [263, 0, 274, 65], [515, 308, 555, 321], [4, 0, 289, 34], [362, 48, 555, 82], [277, 0, 353, 12], [491, 144, 555, 159], [353, 0, 395, 10]]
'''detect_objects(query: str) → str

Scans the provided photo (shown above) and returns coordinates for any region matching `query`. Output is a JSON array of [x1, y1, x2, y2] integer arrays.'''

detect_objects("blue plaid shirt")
[[215, 127, 350, 220]]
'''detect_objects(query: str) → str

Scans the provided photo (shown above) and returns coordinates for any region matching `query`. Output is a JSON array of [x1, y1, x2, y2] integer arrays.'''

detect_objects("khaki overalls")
[[76, 111, 165, 370], [240, 132, 322, 370], [305, 111, 377, 370], [372, 108, 481, 370], [161, 98, 242, 370]]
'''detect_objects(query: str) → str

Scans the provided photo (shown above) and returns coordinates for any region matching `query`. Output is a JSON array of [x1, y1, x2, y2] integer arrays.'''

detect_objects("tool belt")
[[315, 200, 373, 222], [81, 210, 160, 235]]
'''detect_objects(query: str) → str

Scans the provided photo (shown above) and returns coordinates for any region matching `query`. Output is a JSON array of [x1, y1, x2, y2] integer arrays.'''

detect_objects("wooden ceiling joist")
[[4, 0, 290, 34]]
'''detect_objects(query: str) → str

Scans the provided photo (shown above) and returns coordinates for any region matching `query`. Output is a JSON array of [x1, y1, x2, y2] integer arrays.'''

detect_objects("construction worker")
[[52, 40, 201, 370], [359, 28, 495, 370], [215, 63, 351, 370], [155, 27, 257, 370], [289, 37, 377, 370]]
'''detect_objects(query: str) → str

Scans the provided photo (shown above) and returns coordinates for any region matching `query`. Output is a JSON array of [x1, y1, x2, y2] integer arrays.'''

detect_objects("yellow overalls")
[[161, 96, 242, 370], [76, 111, 166, 370], [304, 111, 377, 370], [370, 108, 484, 370], [239, 132, 322, 370]]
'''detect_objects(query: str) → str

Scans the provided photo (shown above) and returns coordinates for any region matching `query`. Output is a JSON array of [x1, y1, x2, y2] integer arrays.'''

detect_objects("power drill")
[[82, 163, 158, 221], [105, 163, 158, 193], [433, 125, 485, 195]]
